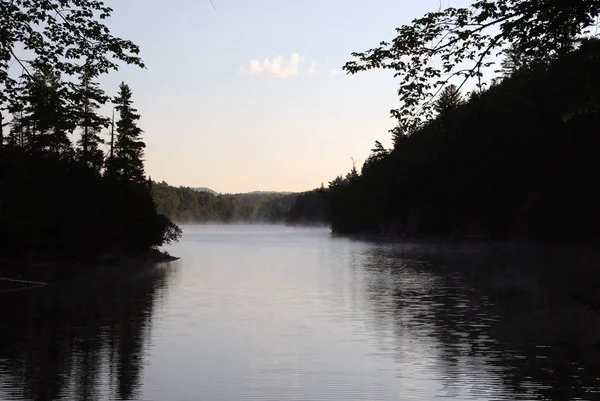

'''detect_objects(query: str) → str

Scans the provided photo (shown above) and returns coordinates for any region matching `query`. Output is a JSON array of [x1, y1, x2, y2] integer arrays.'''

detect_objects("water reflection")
[[1, 227, 599, 401], [0, 261, 177, 401], [354, 242, 600, 400]]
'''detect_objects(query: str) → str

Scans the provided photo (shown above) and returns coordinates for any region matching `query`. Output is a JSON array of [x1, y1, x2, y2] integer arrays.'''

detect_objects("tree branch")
[[8, 48, 32, 78]]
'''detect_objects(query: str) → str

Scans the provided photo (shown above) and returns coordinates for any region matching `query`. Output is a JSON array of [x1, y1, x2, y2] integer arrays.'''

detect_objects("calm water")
[[1, 225, 599, 400]]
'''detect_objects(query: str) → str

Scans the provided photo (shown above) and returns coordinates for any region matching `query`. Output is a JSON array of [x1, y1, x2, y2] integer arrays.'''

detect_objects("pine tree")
[[0, 0, 182, 263], [434, 84, 463, 116], [5, 89, 27, 149], [111, 82, 146, 183], [20, 63, 74, 156], [73, 72, 110, 173]]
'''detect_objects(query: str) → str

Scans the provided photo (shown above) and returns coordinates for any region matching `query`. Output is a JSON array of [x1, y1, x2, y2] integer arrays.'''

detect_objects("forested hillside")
[[152, 181, 298, 223], [285, 187, 330, 226], [327, 0, 600, 241], [329, 39, 600, 240]]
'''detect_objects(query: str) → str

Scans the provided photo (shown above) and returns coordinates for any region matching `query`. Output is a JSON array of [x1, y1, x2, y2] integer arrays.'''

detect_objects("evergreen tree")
[[0, 0, 181, 262], [434, 84, 464, 117], [496, 44, 542, 79], [73, 72, 110, 174], [111, 83, 145, 183], [499, 45, 525, 77], [5, 85, 27, 149], [19, 64, 73, 156]]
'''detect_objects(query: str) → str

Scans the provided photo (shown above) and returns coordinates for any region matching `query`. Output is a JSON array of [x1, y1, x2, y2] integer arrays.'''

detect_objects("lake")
[[1, 225, 599, 400]]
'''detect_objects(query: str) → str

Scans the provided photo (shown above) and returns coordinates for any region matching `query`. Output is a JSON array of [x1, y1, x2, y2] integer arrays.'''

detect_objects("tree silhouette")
[[18, 63, 74, 156], [328, 38, 600, 240], [0, 2, 181, 260], [0, 0, 144, 108], [73, 71, 110, 174], [434, 84, 463, 116], [111, 83, 146, 183], [343, 0, 600, 131]]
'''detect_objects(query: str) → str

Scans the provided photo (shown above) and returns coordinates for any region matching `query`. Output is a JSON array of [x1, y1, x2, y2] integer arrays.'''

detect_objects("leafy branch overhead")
[[343, 0, 600, 132], [0, 0, 145, 106]]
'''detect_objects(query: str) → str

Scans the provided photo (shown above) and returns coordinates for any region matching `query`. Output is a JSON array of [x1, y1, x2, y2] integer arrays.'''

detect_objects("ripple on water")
[[0, 226, 599, 400]]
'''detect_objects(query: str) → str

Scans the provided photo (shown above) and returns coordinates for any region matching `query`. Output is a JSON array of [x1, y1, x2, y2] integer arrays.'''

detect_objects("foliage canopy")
[[343, 0, 600, 132], [0, 0, 144, 106]]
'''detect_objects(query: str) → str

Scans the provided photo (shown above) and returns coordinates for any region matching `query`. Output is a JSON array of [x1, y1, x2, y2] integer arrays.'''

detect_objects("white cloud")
[[308, 60, 318, 74], [328, 69, 342, 77], [241, 53, 303, 77]]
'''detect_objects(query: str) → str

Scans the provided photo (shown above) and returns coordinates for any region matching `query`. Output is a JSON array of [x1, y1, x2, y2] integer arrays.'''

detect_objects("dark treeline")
[[152, 182, 299, 223], [0, 79, 181, 260], [329, 39, 600, 239], [152, 182, 332, 225], [285, 186, 330, 226], [0, 2, 181, 262]]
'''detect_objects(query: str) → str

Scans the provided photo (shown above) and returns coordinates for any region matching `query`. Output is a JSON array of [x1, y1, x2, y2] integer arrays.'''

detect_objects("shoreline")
[[0, 249, 179, 286], [331, 228, 600, 247]]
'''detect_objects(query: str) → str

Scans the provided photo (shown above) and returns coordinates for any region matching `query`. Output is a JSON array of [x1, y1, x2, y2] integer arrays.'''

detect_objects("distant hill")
[[153, 181, 299, 223], [191, 188, 293, 196], [155, 182, 330, 225], [192, 187, 219, 195], [247, 191, 293, 195]]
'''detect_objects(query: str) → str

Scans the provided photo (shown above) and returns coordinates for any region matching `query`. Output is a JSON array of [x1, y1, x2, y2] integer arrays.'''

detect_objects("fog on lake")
[[1, 225, 599, 400]]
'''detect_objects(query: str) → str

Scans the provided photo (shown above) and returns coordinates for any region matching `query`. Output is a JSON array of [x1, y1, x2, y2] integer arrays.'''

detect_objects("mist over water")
[[1, 225, 598, 400]]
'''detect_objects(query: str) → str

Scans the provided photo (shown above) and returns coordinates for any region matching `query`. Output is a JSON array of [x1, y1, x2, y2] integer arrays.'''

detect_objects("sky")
[[95, 0, 468, 194]]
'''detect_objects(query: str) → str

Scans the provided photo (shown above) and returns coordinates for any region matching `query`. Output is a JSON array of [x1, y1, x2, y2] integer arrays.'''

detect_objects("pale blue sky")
[[98, 0, 465, 193]]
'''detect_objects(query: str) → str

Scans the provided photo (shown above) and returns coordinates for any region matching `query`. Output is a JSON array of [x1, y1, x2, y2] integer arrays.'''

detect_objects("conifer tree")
[[5, 85, 27, 149], [111, 83, 146, 183], [73, 72, 110, 173], [434, 84, 463, 116], [0, 0, 181, 262], [20, 64, 73, 156]]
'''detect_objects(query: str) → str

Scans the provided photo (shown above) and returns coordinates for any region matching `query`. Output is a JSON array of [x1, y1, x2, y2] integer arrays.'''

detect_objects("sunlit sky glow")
[[94, 0, 471, 193]]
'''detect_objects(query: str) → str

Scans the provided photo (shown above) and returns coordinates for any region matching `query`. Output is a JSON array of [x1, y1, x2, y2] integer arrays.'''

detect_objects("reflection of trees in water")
[[354, 243, 600, 400], [0, 262, 178, 401]]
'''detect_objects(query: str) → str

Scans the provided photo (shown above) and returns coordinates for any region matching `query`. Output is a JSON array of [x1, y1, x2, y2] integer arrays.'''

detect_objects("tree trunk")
[[0, 112, 3, 216], [109, 108, 115, 174], [83, 101, 89, 163], [55, 128, 60, 156], [0, 111, 3, 154], [83, 125, 89, 161]]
